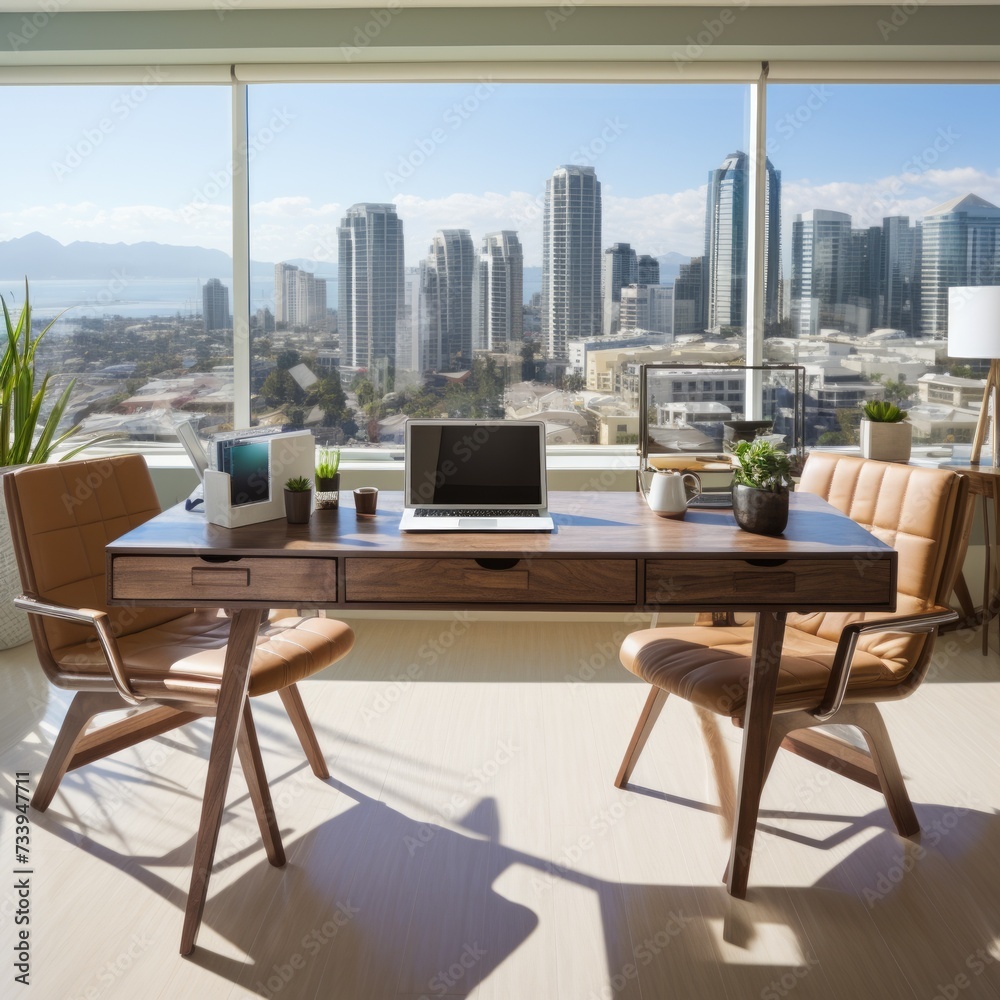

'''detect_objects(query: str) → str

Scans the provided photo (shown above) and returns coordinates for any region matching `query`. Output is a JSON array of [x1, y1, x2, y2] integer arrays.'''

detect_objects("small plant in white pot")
[[860, 400, 911, 463]]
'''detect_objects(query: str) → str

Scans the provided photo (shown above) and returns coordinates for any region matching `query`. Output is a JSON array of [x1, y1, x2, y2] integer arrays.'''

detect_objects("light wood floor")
[[1, 616, 999, 1000]]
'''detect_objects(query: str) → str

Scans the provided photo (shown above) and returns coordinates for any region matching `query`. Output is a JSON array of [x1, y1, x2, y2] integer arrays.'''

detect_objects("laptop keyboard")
[[414, 508, 540, 518]]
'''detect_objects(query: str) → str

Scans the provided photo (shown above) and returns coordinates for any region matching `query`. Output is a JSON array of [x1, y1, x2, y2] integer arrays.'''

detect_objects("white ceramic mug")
[[646, 470, 702, 519]]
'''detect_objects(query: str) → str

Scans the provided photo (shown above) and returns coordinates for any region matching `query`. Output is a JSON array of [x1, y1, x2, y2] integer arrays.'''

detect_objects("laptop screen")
[[406, 421, 545, 507]]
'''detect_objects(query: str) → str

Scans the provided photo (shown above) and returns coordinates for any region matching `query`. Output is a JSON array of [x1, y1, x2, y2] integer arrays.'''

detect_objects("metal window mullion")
[[232, 73, 251, 430], [745, 61, 769, 420]]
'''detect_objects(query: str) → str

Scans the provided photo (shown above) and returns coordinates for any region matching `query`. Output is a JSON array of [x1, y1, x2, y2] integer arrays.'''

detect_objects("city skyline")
[[6, 83, 999, 275]]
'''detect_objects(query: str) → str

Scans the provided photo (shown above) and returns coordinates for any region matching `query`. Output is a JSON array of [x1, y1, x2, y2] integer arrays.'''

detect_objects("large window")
[[246, 82, 749, 448], [0, 84, 233, 452], [766, 84, 1000, 448], [9, 77, 996, 459]]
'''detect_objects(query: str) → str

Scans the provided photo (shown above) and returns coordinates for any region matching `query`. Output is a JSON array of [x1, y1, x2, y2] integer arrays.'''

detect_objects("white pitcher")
[[646, 470, 702, 519]]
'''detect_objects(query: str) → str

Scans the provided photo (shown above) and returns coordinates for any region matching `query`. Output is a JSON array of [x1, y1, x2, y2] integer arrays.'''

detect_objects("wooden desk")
[[939, 462, 1000, 654], [106, 490, 896, 953]]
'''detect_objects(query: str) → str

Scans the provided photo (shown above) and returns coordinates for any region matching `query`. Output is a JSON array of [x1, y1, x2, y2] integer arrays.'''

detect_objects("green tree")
[[260, 369, 304, 407]]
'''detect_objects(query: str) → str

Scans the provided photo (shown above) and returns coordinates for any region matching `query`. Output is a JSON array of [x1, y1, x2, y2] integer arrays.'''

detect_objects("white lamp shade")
[[948, 285, 1000, 358]]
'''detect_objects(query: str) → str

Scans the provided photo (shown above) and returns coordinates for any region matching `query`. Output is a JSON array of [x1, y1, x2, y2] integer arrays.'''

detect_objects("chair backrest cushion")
[[793, 452, 967, 676], [5, 456, 187, 672]]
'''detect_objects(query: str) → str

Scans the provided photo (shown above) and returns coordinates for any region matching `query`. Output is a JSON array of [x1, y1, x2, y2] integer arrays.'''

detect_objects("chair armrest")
[[811, 606, 958, 722], [12, 595, 144, 707]]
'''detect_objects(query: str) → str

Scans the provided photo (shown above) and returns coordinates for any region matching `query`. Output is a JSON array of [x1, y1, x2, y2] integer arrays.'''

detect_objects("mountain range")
[[0, 232, 688, 287]]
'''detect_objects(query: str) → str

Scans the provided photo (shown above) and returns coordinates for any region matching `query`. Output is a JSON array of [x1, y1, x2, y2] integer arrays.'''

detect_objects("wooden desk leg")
[[983, 493, 993, 657], [726, 611, 786, 900], [180, 608, 260, 956]]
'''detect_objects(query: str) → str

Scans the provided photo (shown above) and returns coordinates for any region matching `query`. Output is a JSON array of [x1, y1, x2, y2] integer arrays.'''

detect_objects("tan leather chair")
[[615, 453, 971, 889], [4, 455, 354, 850]]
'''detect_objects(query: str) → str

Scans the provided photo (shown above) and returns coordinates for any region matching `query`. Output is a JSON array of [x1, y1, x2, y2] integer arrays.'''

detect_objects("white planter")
[[0, 470, 31, 649], [860, 419, 912, 463]]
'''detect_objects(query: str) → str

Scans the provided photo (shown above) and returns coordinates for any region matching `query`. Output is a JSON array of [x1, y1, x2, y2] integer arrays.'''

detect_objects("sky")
[[2, 82, 999, 273]]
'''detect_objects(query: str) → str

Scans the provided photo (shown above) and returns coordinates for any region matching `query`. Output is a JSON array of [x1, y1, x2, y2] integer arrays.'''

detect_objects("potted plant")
[[860, 400, 911, 463], [315, 446, 341, 509], [730, 438, 793, 536], [1, 281, 104, 648], [283, 476, 313, 524]]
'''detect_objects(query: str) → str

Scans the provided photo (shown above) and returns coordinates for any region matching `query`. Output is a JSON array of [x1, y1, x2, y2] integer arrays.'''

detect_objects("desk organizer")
[[203, 430, 314, 528]]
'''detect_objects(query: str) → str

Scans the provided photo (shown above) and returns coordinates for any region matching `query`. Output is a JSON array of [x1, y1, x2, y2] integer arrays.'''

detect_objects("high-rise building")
[[338, 203, 405, 371], [602, 243, 637, 336], [920, 193, 1000, 337], [848, 224, 882, 335], [274, 262, 328, 328], [202, 277, 229, 332], [541, 164, 602, 358], [400, 266, 426, 375], [637, 255, 660, 286], [703, 151, 781, 333], [880, 216, 922, 334], [473, 231, 523, 351], [422, 229, 475, 370], [791, 209, 853, 337], [672, 256, 705, 337]]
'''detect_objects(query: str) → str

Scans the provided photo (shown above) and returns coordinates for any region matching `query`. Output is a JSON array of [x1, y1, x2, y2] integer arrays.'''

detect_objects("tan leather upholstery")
[[5, 455, 354, 706], [620, 454, 966, 716]]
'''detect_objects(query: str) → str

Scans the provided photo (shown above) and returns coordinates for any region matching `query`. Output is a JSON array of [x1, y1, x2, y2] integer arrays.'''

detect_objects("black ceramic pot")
[[283, 489, 312, 524], [731, 484, 789, 536]]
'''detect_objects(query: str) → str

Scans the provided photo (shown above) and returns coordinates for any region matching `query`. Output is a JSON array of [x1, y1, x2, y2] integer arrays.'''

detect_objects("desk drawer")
[[645, 558, 892, 608], [111, 556, 337, 603], [345, 558, 636, 605]]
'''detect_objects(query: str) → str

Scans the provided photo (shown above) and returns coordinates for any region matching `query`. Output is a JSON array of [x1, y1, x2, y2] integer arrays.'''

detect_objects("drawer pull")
[[191, 567, 250, 587], [745, 559, 788, 568], [474, 558, 521, 571]]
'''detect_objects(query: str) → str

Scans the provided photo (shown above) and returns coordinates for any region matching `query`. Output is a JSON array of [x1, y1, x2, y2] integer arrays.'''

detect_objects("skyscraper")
[[274, 262, 328, 328], [473, 231, 523, 351], [602, 243, 637, 337], [542, 164, 602, 358], [672, 256, 705, 337], [880, 215, 922, 334], [422, 229, 475, 370], [338, 203, 405, 371], [703, 151, 781, 333], [791, 209, 853, 337], [637, 255, 660, 286], [920, 193, 1000, 337], [202, 277, 229, 332]]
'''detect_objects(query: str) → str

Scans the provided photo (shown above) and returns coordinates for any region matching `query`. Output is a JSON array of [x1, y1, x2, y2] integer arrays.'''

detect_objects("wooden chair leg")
[[614, 686, 668, 789], [236, 702, 285, 867], [32, 691, 121, 811], [845, 703, 919, 837], [278, 684, 329, 779]]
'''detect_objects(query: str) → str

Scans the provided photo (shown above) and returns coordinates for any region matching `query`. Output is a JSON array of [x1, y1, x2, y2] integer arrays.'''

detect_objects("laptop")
[[400, 419, 555, 532]]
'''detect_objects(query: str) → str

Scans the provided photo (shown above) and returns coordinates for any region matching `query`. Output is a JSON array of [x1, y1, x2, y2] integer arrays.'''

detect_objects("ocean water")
[[1, 272, 545, 330], [0, 277, 276, 328]]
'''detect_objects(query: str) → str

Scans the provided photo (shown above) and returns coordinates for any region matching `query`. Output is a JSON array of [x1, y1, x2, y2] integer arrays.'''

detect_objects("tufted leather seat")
[[615, 453, 971, 892], [4, 454, 354, 809]]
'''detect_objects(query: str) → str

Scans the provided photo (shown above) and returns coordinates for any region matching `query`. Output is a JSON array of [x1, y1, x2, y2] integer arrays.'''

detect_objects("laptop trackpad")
[[459, 518, 497, 529]]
